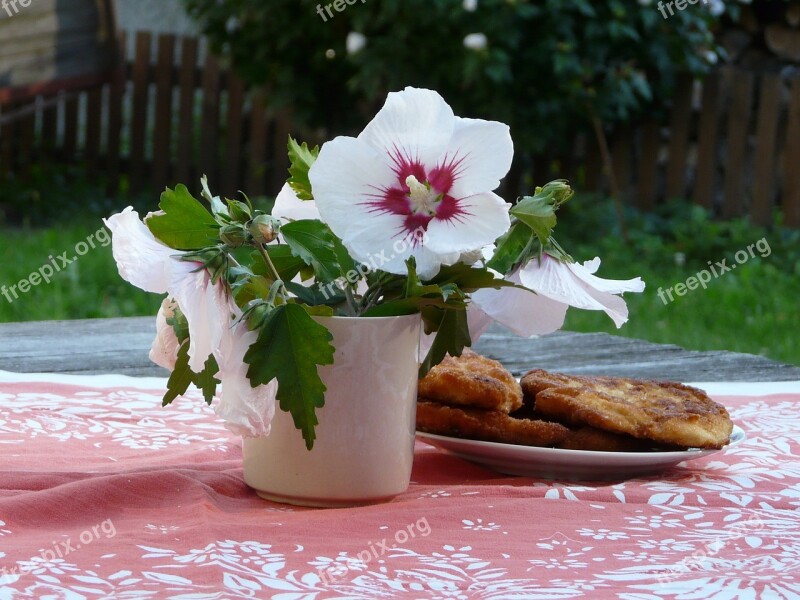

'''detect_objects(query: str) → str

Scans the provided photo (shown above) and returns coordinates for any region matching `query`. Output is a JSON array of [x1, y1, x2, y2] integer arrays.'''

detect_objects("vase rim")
[[312, 313, 421, 322]]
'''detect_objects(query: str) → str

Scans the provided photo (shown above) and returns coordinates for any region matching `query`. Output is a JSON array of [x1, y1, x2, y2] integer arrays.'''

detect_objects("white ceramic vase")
[[242, 314, 422, 507]]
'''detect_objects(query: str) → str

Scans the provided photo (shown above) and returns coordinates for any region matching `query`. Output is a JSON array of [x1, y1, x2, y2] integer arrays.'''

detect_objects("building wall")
[[113, 0, 199, 36]]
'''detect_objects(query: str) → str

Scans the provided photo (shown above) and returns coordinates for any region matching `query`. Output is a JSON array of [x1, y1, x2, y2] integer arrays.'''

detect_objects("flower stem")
[[343, 285, 359, 317], [256, 243, 288, 302]]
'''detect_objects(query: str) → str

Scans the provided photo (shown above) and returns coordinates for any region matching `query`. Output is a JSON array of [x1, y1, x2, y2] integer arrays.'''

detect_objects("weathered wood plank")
[[222, 72, 246, 196], [784, 77, 800, 228], [693, 71, 722, 209], [722, 71, 755, 218], [176, 36, 199, 185], [751, 73, 782, 226], [152, 33, 176, 194], [248, 89, 267, 196], [0, 318, 798, 382], [665, 74, 694, 200], [199, 53, 221, 186], [636, 119, 661, 211], [105, 31, 126, 195], [129, 31, 151, 195]]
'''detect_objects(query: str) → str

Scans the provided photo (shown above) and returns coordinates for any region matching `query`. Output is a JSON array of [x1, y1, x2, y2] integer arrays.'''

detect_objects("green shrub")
[[184, 0, 731, 154]]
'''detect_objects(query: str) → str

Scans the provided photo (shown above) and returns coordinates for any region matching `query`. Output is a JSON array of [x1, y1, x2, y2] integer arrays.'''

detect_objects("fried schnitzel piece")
[[555, 427, 657, 452], [418, 349, 523, 413], [521, 370, 733, 449], [416, 400, 570, 447]]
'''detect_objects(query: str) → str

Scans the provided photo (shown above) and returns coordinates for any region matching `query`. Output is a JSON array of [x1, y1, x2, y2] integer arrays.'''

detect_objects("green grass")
[[0, 222, 162, 322], [563, 257, 799, 367], [557, 197, 800, 367], [1, 194, 798, 367]]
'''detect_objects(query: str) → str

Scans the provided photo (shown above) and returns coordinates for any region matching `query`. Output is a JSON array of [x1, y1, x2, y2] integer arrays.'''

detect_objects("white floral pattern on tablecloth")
[[1, 375, 799, 598]]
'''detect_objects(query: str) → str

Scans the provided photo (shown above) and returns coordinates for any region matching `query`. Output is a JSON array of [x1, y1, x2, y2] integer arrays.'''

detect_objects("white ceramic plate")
[[416, 424, 745, 481]]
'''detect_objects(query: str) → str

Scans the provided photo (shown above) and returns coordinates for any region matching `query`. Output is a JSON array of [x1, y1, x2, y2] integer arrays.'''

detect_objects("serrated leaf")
[[511, 194, 557, 244], [146, 185, 220, 250], [280, 220, 348, 283], [287, 136, 319, 201], [162, 342, 219, 406], [419, 307, 472, 379], [244, 304, 335, 449]]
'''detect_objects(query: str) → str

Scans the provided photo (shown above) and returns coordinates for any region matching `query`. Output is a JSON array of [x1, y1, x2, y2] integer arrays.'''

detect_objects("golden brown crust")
[[555, 427, 656, 452], [418, 349, 523, 413], [416, 401, 570, 447], [521, 370, 733, 449]]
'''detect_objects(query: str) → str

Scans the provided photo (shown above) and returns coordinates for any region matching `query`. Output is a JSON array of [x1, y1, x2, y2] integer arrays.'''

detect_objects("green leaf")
[[250, 246, 306, 282], [195, 355, 221, 405], [287, 136, 319, 201], [418, 307, 472, 379], [281, 220, 349, 283], [244, 304, 335, 449], [487, 221, 537, 274], [284, 280, 345, 306], [162, 342, 220, 406], [166, 305, 190, 344], [511, 194, 557, 245], [430, 262, 516, 292], [146, 184, 220, 250]]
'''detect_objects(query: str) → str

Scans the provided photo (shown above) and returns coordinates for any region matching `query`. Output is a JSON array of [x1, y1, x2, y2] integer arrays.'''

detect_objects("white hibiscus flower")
[[471, 254, 645, 338], [104, 207, 277, 437], [308, 87, 513, 279]]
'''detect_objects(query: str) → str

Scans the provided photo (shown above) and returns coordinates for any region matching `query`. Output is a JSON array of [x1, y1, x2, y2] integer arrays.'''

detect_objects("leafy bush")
[[184, 0, 730, 155]]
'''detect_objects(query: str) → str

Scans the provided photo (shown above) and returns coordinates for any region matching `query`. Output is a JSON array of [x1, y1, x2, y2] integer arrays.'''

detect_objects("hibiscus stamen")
[[406, 175, 443, 217]]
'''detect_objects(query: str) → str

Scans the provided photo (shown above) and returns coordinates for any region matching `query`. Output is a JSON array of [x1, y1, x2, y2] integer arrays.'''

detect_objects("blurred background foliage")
[[184, 0, 730, 155]]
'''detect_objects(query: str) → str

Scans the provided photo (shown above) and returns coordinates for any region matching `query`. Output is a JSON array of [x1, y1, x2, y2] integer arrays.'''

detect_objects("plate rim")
[[415, 423, 746, 460]]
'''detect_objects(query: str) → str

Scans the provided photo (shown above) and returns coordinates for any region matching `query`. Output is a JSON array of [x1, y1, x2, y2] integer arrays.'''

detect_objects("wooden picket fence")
[[1, 31, 799, 227]]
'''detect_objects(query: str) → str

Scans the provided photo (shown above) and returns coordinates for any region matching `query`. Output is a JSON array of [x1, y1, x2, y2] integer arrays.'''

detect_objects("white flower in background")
[[706, 0, 725, 16], [308, 87, 513, 279], [703, 50, 719, 65], [346, 32, 367, 55], [463, 33, 488, 51], [225, 16, 240, 34], [273, 183, 321, 221], [463, 0, 478, 11], [104, 208, 231, 373], [150, 297, 181, 370], [104, 207, 277, 437], [470, 254, 645, 338], [214, 322, 278, 437]]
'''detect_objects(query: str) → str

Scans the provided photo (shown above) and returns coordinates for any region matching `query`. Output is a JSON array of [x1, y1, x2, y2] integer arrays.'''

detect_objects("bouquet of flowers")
[[105, 87, 644, 450]]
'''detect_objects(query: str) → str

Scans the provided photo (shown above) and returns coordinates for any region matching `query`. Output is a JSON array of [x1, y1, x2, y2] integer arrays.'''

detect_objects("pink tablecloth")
[[1, 372, 799, 599]]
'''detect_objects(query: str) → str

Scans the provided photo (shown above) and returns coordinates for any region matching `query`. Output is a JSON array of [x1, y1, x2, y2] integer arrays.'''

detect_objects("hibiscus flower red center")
[[364, 149, 467, 238]]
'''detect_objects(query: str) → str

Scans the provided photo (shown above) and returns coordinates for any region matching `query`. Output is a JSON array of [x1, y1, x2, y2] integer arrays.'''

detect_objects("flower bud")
[[538, 180, 574, 206], [249, 215, 280, 244], [227, 200, 252, 224], [246, 303, 271, 330], [220, 224, 247, 248]]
